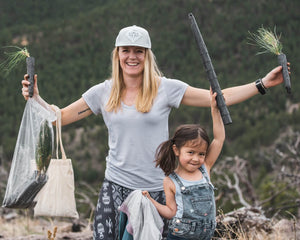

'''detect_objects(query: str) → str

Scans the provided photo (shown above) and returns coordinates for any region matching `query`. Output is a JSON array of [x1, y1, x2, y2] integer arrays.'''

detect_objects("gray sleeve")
[[162, 77, 189, 108], [82, 81, 108, 115]]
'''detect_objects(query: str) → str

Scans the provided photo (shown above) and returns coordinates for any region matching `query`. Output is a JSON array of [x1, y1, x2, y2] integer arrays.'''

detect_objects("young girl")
[[143, 90, 225, 240]]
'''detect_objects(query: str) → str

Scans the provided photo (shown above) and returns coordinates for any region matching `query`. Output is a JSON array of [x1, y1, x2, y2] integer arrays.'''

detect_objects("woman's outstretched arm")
[[22, 74, 92, 126], [181, 65, 289, 107]]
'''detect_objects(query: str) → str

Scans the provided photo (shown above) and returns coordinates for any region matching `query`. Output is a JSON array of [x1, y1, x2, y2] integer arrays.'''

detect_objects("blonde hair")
[[105, 47, 163, 113]]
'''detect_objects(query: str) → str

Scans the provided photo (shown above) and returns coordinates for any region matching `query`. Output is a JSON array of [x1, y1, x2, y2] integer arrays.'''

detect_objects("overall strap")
[[199, 165, 215, 189], [169, 172, 185, 191], [199, 165, 211, 183]]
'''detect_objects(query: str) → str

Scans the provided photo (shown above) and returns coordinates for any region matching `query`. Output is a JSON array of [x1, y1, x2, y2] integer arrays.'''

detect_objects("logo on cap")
[[126, 30, 142, 43]]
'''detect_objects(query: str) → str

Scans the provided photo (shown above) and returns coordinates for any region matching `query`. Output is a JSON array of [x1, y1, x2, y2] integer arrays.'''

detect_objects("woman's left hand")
[[262, 63, 291, 88]]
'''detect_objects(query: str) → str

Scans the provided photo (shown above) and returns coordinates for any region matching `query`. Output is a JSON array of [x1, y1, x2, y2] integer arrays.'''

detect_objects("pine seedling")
[[0, 46, 30, 75], [35, 120, 53, 174], [0, 46, 35, 97], [248, 27, 282, 55], [248, 26, 291, 94]]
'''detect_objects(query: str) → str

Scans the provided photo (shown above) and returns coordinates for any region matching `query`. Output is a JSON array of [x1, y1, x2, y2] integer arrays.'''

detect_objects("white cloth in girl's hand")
[[119, 190, 164, 240]]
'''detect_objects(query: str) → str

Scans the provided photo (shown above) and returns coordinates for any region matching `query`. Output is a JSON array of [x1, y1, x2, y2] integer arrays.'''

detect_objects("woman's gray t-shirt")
[[82, 77, 188, 191]]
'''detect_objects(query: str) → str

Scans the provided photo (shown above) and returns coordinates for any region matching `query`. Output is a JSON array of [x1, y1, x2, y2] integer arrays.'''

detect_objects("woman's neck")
[[123, 75, 143, 90], [122, 75, 143, 106]]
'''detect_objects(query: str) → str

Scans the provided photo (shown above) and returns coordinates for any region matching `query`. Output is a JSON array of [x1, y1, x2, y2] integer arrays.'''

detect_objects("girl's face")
[[118, 46, 146, 78], [173, 140, 208, 173]]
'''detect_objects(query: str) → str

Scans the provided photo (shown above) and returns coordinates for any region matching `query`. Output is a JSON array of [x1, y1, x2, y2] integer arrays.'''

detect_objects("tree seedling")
[[35, 119, 53, 174], [248, 26, 291, 94], [0, 46, 35, 97]]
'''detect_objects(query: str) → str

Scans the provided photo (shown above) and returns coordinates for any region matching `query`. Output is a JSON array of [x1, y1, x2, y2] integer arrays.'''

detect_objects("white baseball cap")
[[115, 25, 151, 49]]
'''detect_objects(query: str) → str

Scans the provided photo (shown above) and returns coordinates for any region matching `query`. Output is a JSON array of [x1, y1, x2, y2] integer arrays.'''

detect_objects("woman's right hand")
[[21, 74, 39, 100]]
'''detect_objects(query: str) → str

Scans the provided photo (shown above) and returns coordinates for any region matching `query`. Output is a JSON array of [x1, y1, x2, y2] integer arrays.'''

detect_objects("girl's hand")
[[210, 87, 218, 110], [262, 63, 291, 88], [142, 190, 151, 199], [21, 74, 39, 100]]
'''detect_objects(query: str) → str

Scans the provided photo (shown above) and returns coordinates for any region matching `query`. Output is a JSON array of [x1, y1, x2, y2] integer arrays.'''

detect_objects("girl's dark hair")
[[155, 124, 210, 176]]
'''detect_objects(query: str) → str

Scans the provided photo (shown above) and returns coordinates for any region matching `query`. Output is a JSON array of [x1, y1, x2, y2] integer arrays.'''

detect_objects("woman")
[[22, 25, 290, 240]]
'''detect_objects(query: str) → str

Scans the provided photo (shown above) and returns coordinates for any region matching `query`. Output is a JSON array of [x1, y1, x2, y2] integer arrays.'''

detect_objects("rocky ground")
[[0, 209, 93, 240], [0, 207, 299, 240]]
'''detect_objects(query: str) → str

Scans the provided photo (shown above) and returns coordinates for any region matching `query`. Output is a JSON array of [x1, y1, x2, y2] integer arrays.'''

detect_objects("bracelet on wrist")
[[255, 78, 266, 95], [261, 79, 267, 90]]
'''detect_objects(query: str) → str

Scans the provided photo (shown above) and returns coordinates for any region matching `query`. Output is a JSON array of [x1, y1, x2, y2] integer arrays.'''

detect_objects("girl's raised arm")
[[205, 91, 225, 173]]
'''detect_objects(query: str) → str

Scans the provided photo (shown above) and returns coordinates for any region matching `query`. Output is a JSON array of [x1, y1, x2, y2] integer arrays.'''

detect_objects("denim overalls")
[[168, 166, 216, 240]]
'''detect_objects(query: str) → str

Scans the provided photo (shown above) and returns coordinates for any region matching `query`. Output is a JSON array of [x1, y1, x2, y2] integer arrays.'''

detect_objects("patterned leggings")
[[93, 178, 168, 240]]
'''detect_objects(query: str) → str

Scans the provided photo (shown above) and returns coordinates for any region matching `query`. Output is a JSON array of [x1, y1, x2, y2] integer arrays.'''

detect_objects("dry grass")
[[214, 218, 299, 240], [0, 214, 92, 240], [0, 212, 298, 240], [0, 216, 46, 238]]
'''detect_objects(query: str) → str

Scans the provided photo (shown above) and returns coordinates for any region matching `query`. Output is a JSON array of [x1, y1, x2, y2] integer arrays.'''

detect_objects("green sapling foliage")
[[248, 27, 291, 94], [0, 46, 30, 76], [35, 120, 53, 174], [0, 46, 35, 97]]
